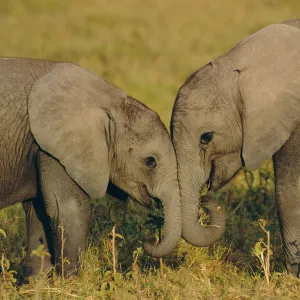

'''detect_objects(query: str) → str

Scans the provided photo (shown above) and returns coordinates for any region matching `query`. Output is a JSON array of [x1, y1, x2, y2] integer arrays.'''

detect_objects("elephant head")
[[28, 63, 182, 257], [171, 22, 300, 246]]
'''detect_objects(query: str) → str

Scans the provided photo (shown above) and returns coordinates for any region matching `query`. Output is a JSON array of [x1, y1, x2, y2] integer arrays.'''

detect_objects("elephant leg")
[[274, 148, 300, 277], [38, 151, 91, 277], [274, 183, 300, 277], [22, 197, 54, 277]]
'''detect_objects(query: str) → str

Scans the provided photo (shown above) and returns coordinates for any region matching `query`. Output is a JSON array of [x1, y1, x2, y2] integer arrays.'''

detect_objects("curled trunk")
[[181, 178, 226, 247], [143, 183, 182, 258]]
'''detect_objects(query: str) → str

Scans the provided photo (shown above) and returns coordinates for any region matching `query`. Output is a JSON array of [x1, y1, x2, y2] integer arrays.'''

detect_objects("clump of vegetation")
[[253, 219, 272, 286]]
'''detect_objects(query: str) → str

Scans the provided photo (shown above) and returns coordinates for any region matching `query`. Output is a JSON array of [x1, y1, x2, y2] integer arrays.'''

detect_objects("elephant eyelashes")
[[200, 132, 213, 145], [145, 156, 157, 168]]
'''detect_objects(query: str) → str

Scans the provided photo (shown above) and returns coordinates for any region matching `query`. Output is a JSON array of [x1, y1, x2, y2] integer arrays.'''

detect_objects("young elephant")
[[0, 57, 182, 277], [171, 19, 300, 277]]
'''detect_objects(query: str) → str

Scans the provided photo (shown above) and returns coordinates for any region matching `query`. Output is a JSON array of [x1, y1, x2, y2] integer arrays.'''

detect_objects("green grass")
[[1, 0, 300, 298]]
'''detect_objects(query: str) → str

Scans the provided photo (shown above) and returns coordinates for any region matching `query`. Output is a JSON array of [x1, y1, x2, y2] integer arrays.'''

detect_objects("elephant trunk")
[[143, 179, 182, 258], [180, 172, 226, 247]]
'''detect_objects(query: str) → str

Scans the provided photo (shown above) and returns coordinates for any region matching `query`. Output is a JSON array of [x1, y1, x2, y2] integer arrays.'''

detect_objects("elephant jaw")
[[129, 184, 161, 210]]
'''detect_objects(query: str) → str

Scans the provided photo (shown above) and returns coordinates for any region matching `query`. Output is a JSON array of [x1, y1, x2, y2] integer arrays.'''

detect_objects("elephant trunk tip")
[[142, 233, 181, 258], [182, 197, 227, 247], [143, 241, 162, 258]]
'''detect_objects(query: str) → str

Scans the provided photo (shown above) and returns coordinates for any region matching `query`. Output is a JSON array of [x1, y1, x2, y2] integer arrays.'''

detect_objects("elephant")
[[170, 19, 300, 277], [0, 57, 182, 278]]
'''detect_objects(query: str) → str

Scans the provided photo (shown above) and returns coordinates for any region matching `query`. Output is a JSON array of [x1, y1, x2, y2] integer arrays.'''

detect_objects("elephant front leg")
[[274, 153, 300, 278], [38, 151, 91, 277], [275, 191, 300, 277], [22, 197, 53, 278], [275, 194, 300, 277]]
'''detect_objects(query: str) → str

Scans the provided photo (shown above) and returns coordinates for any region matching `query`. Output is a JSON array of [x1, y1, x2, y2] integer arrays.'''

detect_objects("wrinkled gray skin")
[[0, 58, 182, 278], [171, 19, 300, 277]]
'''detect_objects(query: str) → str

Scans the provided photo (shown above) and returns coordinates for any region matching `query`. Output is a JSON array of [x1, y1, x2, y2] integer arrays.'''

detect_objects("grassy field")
[[1, 0, 300, 298]]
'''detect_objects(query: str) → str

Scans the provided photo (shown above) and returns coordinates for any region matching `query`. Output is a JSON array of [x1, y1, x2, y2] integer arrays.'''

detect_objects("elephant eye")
[[145, 156, 157, 169], [200, 132, 213, 145]]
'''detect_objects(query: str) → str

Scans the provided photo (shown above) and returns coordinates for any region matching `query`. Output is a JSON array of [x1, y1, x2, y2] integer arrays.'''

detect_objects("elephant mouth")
[[107, 182, 159, 209], [208, 163, 228, 192], [207, 160, 242, 191], [138, 184, 160, 209], [207, 160, 226, 191]]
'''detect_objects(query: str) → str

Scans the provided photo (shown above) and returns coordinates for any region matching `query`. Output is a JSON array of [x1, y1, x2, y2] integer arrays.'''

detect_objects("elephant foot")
[[19, 256, 53, 284], [54, 265, 79, 278]]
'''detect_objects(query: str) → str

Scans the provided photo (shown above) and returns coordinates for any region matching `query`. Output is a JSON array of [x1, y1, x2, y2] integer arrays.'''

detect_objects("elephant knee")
[[60, 194, 90, 220]]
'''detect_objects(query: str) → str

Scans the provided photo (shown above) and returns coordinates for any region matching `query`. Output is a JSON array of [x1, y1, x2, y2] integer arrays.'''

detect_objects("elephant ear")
[[236, 25, 300, 171], [28, 63, 126, 198]]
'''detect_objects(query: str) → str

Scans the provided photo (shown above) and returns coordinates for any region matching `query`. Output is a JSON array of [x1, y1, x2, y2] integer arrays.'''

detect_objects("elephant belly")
[[0, 174, 37, 209], [0, 153, 38, 209]]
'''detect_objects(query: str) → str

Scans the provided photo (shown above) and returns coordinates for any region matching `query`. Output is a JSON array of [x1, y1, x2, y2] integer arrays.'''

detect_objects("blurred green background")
[[1, 0, 300, 298], [1, 0, 300, 124]]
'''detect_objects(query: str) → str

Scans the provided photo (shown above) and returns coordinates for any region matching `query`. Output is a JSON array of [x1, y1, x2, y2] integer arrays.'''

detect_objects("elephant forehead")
[[143, 135, 175, 156], [176, 80, 229, 115], [172, 108, 232, 140], [125, 125, 171, 151], [173, 85, 235, 135], [121, 100, 169, 142], [174, 98, 226, 122]]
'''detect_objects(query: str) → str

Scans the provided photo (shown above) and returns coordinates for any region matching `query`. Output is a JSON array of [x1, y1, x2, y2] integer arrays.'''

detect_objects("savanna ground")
[[1, 0, 300, 298]]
